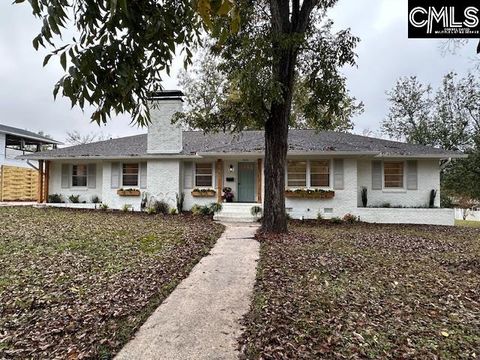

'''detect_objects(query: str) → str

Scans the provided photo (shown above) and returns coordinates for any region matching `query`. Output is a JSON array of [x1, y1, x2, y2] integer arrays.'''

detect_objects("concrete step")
[[220, 203, 260, 212], [214, 215, 259, 223], [215, 203, 262, 223]]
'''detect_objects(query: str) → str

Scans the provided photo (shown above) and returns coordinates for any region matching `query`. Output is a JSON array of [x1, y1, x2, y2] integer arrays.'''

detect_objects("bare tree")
[[65, 131, 112, 145]]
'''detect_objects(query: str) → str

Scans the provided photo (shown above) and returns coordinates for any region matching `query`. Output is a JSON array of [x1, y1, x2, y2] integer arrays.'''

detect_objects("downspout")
[[27, 160, 39, 171], [440, 157, 452, 171]]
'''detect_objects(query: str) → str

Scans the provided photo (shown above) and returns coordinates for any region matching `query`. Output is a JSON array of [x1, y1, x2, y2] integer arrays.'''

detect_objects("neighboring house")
[[0, 124, 61, 168], [21, 91, 465, 225]]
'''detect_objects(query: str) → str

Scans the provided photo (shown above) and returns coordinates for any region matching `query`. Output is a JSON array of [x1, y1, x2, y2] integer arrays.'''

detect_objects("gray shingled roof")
[[0, 124, 61, 144], [20, 130, 463, 160]]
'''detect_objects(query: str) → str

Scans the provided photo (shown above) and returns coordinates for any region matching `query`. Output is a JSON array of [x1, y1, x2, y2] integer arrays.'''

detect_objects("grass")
[[456, 219, 480, 228], [241, 220, 480, 359], [0, 207, 224, 359]]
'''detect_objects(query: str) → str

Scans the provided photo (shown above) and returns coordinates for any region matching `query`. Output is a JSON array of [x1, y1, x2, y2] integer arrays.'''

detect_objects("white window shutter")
[[61, 164, 70, 189], [333, 159, 344, 190], [183, 162, 193, 189], [372, 161, 382, 190], [140, 162, 147, 189], [111, 162, 120, 189], [87, 164, 96, 189], [407, 160, 418, 190]]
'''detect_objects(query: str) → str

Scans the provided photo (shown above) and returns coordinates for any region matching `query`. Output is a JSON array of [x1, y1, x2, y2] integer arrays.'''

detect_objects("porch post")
[[44, 160, 50, 203], [257, 158, 262, 203], [37, 160, 44, 203], [216, 159, 223, 203]]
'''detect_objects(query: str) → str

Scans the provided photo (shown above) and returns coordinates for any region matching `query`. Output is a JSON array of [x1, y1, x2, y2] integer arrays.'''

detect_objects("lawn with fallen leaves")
[[241, 221, 480, 359], [0, 207, 224, 359]]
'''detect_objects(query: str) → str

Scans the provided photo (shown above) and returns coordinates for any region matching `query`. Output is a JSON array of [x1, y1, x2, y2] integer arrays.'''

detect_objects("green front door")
[[238, 162, 255, 202]]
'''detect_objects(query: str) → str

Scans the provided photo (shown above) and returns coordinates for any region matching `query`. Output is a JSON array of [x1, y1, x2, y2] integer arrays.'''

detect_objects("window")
[[195, 163, 213, 187], [384, 161, 404, 188], [72, 165, 88, 187], [122, 163, 139, 186], [310, 160, 330, 187], [287, 161, 307, 187]]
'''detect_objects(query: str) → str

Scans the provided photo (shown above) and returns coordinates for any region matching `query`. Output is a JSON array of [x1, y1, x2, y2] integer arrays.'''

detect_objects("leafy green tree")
[[19, 0, 359, 232], [176, 49, 362, 132], [383, 72, 479, 151], [384, 72, 480, 202], [382, 76, 435, 146], [177, 1, 360, 231], [442, 149, 480, 202]]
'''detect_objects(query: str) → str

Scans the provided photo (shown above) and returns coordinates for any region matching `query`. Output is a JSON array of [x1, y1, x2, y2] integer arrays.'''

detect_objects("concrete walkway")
[[115, 222, 260, 360]]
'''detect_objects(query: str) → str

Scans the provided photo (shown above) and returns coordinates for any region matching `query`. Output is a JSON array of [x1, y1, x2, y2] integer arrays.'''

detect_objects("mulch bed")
[[0, 207, 224, 359], [240, 220, 480, 359]]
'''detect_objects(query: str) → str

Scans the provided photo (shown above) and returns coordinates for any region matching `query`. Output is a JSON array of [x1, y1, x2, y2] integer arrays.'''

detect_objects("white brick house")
[[22, 91, 465, 225]]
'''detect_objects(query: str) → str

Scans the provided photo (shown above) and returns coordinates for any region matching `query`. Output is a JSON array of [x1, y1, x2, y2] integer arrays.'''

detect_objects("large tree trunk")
[[262, 104, 290, 233], [262, 49, 297, 233], [261, 0, 314, 233]]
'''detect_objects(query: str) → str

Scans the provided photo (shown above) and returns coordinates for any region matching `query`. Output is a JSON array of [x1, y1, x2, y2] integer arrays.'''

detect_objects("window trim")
[[121, 162, 140, 188], [71, 164, 88, 188], [194, 162, 214, 188], [286, 159, 332, 189], [382, 160, 406, 191]]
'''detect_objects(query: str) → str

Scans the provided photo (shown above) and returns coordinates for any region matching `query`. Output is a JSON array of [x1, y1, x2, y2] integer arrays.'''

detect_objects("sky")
[[0, 0, 479, 143]]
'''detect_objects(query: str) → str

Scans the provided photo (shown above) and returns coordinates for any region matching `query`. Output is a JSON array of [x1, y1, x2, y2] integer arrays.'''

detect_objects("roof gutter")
[[375, 153, 468, 159], [196, 151, 381, 157], [16, 154, 203, 161]]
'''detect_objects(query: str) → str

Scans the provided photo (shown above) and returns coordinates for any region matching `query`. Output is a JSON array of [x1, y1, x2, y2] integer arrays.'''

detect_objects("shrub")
[[48, 194, 62, 203], [251, 206, 262, 217], [91, 195, 101, 204], [361, 187, 368, 207], [330, 217, 343, 224], [317, 211, 323, 220], [429, 189, 437, 208], [68, 195, 80, 203], [169, 207, 178, 215], [199, 205, 213, 216], [191, 203, 219, 216], [153, 200, 170, 215], [209, 202, 223, 214], [122, 204, 132, 212], [176, 192, 185, 213], [441, 192, 454, 208], [381, 202, 391, 208], [342, 213, 360, 223], [285, 212, 292, 220], [100, 203, 109, 211], [146, 207, 156, 215], [191, 204, 202, 215]]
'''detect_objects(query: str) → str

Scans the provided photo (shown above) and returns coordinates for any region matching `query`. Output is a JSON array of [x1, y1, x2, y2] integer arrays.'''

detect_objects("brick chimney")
[[147, 90, 183, 154]]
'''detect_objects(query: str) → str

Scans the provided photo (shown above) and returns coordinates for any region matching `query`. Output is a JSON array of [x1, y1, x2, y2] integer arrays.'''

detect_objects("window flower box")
[[117, 188, 141, 196], [285, 189, 335, 199], [191, 188, 216, 197]]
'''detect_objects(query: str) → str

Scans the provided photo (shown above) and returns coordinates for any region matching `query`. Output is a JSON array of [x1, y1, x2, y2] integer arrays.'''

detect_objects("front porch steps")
[[214, 203, 261, 223]]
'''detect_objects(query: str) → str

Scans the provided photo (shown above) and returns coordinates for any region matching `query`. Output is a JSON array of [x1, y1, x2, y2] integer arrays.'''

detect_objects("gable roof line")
[[18, 129, 464, 160]]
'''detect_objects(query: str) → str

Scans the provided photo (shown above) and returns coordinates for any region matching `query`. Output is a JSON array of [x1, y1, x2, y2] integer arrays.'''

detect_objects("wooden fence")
[[0, 165, 39, 201]]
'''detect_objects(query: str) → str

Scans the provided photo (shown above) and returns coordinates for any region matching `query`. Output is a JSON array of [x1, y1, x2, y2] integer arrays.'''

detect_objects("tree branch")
[[292, 0, 300, 27], [295, 0, 318, 33]]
